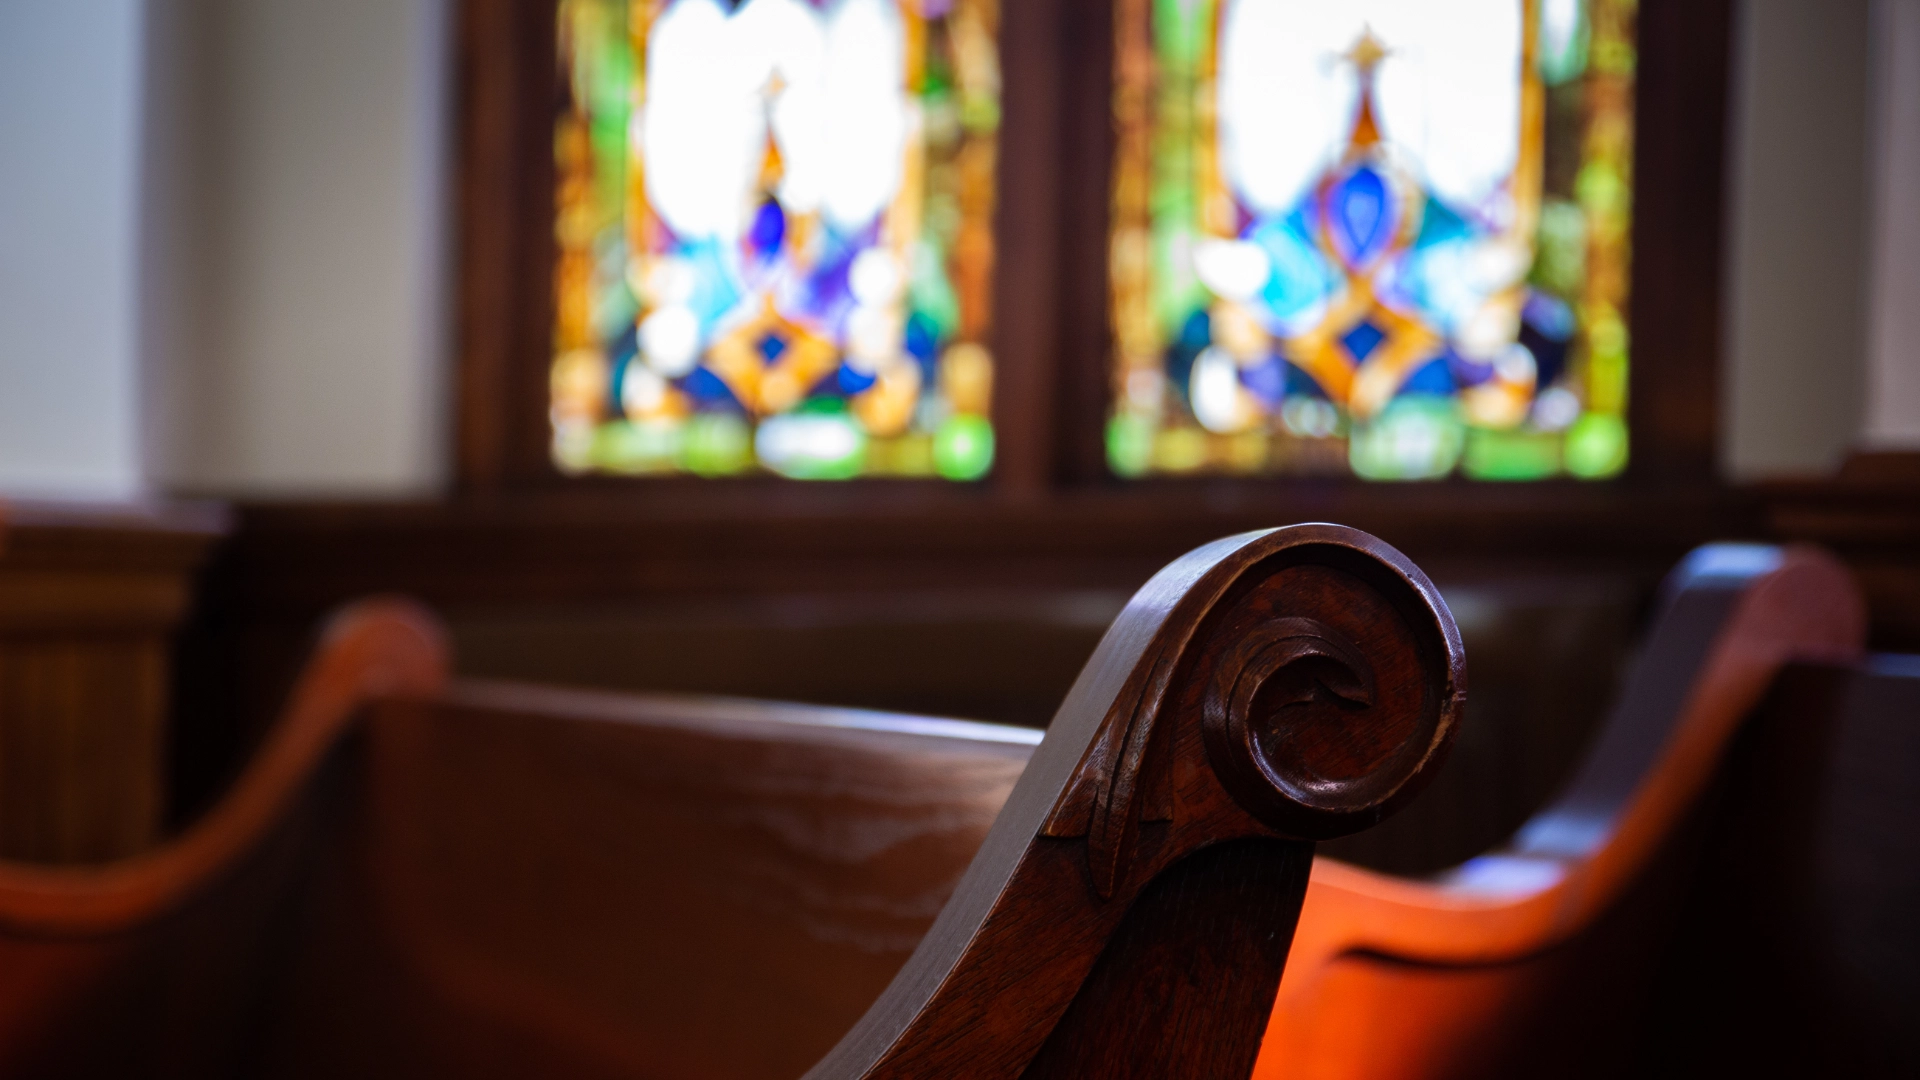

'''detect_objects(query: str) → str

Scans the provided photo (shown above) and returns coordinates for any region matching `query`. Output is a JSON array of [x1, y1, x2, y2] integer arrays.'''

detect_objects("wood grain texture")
[[0, 501, 226, 862], [1251, 544, 1866, 1080], [1020, 838, 1311, 1080], [0, 526, 1457, 1080], [265, 526, 1459, 1080], [266, 684, 1038, 1079], [802, 524, 1462, 1080]]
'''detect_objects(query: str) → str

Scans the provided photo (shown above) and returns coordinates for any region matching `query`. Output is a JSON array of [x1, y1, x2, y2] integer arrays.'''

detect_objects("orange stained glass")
[[553, 0, 1001, 480], [1106, 0, 1635, 482]]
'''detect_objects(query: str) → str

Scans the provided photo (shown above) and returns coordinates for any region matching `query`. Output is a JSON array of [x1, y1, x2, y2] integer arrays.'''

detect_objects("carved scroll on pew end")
[[807, 524, 1465, 1080]]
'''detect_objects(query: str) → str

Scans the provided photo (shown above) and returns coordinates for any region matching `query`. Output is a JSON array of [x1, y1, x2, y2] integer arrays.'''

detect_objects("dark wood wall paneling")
[[455, 0, 559, 490], [0, 502, 226, 861], [1761, 453, 1920, 650], [1628, 0, 1734, 483]]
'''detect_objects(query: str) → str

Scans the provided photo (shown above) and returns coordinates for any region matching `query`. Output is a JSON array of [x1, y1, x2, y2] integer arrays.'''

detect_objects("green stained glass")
[[1107, 0, 1635, 482], [552, 0, 1001, 481]]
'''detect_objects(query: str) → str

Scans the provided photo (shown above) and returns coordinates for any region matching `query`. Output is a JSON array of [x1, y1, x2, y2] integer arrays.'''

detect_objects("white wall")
[[1864, 0, 1920, 448], [0, 1, 149, 499], [1724, 0, 1874, 478], [151, 0, 451, 496]]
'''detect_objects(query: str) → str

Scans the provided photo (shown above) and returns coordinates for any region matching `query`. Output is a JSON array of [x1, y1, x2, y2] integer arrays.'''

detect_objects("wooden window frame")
[[453, 0, 1731, 510]]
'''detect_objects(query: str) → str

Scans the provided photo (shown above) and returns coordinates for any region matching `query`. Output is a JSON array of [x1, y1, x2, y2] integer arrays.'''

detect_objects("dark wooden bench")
[[1642, 652, 1920, 1077], [0, 524, 1462, 1079], [1252, 543, 1915, 1079]]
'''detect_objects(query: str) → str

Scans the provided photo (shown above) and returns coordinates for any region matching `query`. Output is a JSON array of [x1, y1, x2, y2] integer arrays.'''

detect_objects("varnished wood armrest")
[[807, 524, 1465, 1080]]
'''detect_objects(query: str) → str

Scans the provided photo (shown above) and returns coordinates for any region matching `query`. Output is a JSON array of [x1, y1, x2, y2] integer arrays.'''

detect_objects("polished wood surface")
[[1643, 655, 1920, 1076], [268, 683, 1038, 1079], [805, 524, 1464, 1079], [0, 526, 1459, 1079], [0, 501, 226, 862], [1250, 544, 1867, 1080]]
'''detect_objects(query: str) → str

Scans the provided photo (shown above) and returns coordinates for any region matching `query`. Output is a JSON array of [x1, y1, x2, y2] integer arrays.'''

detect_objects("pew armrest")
[[0, 597, 448, 932], [807, 524, 1465, 1080]]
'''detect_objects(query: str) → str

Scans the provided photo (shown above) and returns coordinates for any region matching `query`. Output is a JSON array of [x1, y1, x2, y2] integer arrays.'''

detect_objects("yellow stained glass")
[[1107, 0, 1635, 481], [553, 0, 1001, 480]]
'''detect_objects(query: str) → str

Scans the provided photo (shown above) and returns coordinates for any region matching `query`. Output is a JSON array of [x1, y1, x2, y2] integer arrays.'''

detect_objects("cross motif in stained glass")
[[1106, 0, 1635, 482]]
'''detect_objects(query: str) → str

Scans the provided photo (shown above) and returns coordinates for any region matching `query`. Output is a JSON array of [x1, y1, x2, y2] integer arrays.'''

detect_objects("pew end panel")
[[266, 524, 1465, 1080], [807, 524, 1464, 1080], [1253, 543, 1870, 1080], [1640, 655, 1920, 1076]]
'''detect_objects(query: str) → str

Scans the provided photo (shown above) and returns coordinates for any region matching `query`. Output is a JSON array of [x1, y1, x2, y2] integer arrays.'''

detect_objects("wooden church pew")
[[1641, 653, 1920, 1076], [0, 524, 1464, 1079], [264, 681, 1041, 1079], [1250, 543, 1871, 1079]]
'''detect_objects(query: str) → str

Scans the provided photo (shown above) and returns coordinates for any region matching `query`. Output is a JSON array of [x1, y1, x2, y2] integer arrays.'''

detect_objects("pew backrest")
[[1643, 655, 1920, 1076], [0, 524, 1465, 1080], [269, 681, 1039, 1079], [1252, 544, 1868, 1080]]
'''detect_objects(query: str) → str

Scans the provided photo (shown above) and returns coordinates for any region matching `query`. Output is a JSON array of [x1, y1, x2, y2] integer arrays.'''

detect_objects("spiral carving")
[[813, 525, 1464, 1080], [1041, 525, 1462, 894], [1195, 541, 1462, 839]]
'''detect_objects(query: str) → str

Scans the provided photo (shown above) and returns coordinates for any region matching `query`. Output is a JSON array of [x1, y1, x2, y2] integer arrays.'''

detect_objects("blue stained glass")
[[1329, 166, 1392, 266], [1241, 355, 1287, 407], [796, 237, 861, 324], [1178, 308, 1213, 349], [681, 367, 743, 410], [1519, 325, 1570, 389], [1249, 213, 1335, 327], [1522, 289, 1577, 341], [748, 199, 786, 259], [1399, 357, 1457, 397], [905, 311, 942, 364], [1285, 360, 1330, 399], [1445, 347, 1498, 388], [680, 238, 743, 329], [551, 0, 1001, 479], [1412, 196, 1474, 250], [837, 364, 878, 395], [1107, 0, 1637, 481], [1341, 320, 1386, 363], [605, 326, 639, 413]]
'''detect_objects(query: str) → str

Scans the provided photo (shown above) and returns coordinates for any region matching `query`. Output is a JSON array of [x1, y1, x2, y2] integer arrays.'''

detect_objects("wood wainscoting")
[[0, 502, 227, 862]]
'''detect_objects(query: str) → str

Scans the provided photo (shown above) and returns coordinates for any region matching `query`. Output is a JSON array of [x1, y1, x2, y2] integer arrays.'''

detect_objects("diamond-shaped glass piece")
[[1341, 320, 1386, 362]]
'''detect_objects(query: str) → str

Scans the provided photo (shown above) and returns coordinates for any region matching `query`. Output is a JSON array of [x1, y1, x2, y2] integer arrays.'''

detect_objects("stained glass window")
[[553, 0, 1000, 479], [1106, 0, 1634, 481]]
